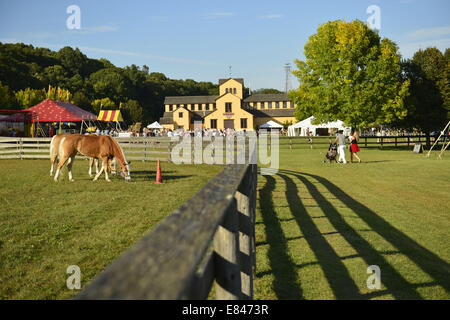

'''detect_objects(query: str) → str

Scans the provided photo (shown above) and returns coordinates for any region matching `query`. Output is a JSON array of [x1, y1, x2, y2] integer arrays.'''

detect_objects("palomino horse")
[[53, 135, 131, 182], [50, 134, 116, 177]]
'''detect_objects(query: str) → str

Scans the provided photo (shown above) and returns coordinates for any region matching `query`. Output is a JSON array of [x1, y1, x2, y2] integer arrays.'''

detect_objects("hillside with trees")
[[0, 42, 219, 124]]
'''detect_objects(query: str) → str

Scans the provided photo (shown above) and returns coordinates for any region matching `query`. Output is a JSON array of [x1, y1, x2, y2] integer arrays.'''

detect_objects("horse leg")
[[95, 158, 99, 174], [54, 155, 70, 182], [50, 153, 58, 176], [103, 158, 111, 182], [68, 155, 76, 182], [88, 158, 94, 177]]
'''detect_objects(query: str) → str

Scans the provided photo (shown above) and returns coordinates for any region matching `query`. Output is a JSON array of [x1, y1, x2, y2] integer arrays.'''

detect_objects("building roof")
[[244, 93, 291, 102], [164, 96, 218, 104], [219, 78, 244, 86], [247, 108, 295, 118]]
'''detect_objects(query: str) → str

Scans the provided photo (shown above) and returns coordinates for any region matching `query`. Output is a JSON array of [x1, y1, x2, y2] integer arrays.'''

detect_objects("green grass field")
[[0, 145, 449, 299], [255, 146, 450, 299], [0, 159, 222, 299]]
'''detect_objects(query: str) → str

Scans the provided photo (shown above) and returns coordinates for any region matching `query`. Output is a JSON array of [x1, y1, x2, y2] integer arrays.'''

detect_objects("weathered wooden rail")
[[76, 163, 257, 299], [0, 137, 172, 161], [281, 135, 447, 149]]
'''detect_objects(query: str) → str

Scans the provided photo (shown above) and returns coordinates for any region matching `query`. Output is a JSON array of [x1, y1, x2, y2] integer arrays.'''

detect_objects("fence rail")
[[0, 137, 171, 161], [76, 163, 257, 299], [281, 135, 448, 149]]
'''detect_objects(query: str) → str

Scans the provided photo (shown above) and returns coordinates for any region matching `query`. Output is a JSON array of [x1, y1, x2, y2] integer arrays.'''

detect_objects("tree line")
[[289, 20, 449, 134], [0, 43, 219, 124]]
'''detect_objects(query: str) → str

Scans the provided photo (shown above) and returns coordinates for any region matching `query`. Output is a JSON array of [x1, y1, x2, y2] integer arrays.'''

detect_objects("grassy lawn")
[[1, 143, 449, 300], [254, 145, 450, 299], [0, 159, 222, 299]]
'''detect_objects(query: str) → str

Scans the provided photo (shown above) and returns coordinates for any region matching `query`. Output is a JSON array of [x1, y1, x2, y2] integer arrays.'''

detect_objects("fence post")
[[19, 138, 23, 160], [214, 198, 242, 300], [236, 167, 254, 299]]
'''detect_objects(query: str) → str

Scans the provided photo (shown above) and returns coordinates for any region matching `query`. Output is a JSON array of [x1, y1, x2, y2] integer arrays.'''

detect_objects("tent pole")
[[426, 120, 450, 157]]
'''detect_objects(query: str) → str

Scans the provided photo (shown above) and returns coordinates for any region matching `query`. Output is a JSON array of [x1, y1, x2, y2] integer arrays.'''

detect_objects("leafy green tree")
[[395, 48, 449, 133], [290, 20, 410, 128], [14, 88, 46, 109], [92, 98, 116, 115], [122, 99, 143, 124], [72, 91, 92, 112], [0, 81, 17, 109], [252, 88, 284, 94]]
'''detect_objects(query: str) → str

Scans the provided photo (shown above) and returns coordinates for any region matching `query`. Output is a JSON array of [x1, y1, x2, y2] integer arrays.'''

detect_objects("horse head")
[[120, 161, 131, 182]]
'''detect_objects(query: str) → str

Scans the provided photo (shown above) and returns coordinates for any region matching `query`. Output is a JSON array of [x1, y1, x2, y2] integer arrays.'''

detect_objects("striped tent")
[[97, 110, 124, 122]]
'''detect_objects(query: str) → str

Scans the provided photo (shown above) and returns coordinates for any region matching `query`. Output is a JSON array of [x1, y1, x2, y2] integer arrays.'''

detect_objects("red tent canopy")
[[24, 98, 97, 122]]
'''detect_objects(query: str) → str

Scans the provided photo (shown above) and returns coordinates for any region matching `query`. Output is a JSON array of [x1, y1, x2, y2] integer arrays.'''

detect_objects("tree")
[[92, 98, 116, 115], [290, 20, 410, 128], [14, 88, 46, 109], [395, 48, 448, 133], [122, 99, 143, 124], [252, 88, 284, 94], [0, 81, 17, 109]]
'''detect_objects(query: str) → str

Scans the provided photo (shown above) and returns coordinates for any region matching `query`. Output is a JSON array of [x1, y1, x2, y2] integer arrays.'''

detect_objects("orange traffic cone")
[[155, 159, 164, 184]]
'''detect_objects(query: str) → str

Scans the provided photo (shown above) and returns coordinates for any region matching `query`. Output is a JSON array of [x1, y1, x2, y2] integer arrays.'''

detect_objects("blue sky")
[[0, 0, 449, 90]]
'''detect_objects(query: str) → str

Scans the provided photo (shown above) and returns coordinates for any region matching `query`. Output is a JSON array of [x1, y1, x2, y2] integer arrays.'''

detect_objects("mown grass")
[[1, 143, 449, 300], [254, 145, 450, 299], [0, 159, 222, 299]]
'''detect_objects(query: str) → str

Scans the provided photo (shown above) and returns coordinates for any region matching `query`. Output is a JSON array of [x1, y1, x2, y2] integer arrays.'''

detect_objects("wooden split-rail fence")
[[0, 137, 172, 162], [76, 163, 258, 299]]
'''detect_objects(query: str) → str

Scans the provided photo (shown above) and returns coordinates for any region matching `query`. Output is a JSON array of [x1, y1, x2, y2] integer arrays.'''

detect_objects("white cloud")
[[259, 14, 283, 19], [399, 38, 450, 58], [64, 25, 118, 35], [408, 26, 450, 40], [77, 46, 214, 65], [203, 11, 235, 19]]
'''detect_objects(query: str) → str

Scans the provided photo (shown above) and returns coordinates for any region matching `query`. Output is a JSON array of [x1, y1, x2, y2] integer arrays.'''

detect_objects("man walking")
[[334, 130, 347, 164]]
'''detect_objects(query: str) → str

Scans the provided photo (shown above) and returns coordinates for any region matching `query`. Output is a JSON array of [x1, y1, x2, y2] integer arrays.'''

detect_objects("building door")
[[224, 119, 234, 129]]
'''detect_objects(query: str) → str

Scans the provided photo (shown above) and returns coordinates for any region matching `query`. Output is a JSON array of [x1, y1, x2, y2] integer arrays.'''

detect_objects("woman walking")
[[349, 131, 362, 163]]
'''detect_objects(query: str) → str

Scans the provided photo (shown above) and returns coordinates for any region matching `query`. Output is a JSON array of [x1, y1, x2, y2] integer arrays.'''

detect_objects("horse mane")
[[108, 136, 127, 165]]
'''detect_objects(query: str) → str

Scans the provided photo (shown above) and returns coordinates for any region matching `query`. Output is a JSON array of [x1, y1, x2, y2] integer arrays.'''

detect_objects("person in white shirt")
[[334, 130, 347, 164]]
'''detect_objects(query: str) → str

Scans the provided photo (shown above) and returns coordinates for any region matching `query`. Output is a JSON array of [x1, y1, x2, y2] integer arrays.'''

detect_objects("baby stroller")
[[324, 143, 338, 163]]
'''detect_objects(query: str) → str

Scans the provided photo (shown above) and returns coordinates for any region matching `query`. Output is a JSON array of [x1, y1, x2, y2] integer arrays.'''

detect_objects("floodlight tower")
[[284, 63, 291, 93]]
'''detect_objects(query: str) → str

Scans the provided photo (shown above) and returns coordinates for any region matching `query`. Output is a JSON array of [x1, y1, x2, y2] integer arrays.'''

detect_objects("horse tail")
[[58, 136, 66, 161], [50, 135, 56, 160]]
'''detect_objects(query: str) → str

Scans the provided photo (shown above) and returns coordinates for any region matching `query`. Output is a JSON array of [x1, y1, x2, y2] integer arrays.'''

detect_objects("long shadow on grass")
[[258, 175, 303, 299], [278, 174, 363, 299], [281, 169, 450, 297]]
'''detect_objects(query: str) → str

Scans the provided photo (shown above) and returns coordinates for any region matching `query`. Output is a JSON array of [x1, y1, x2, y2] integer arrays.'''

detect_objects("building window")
[[225, 102, 232, 113], [240, 118, 247, 129], [198, 104, 202, 111], [225, 88, 228, 93], [290, 101, 295, 108], [177, 104, 180, 109], [169, 105, 173, 111], [268, 102, 273, 109], [213, 103, 216, 110], [233, 88, 236, 94], [179, 112, 183, 118], [283, 101, 287, 108], [276, 101, 280, 109], [211, 119, 217, 129], [205, 104, 209, 111], [260, 102, 265, 109]]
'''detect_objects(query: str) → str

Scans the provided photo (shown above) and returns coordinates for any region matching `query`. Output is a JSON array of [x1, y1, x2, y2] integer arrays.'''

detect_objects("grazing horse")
[[53, 135, 131, 182], [50, 134, 116, 177]]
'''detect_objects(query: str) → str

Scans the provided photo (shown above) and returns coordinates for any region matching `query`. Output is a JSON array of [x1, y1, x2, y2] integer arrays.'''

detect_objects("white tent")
[[260, 120, 283, 129], [147, 121, 164, 129], [287, 116, 351, 137]]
